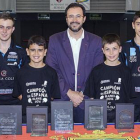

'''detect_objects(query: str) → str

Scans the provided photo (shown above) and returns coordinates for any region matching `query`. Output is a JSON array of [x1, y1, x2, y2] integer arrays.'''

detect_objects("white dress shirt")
[[67, 29, 84, 91]]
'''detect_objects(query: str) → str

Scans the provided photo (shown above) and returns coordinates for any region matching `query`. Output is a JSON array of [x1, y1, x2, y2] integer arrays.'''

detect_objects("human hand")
[[67, 89, 84, 107]]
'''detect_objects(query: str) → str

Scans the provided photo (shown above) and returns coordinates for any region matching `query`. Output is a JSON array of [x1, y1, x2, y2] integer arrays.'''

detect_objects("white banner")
[[76, 0, 90, 10], [50, 0, 75, 10], [50, 0, 90, 10]]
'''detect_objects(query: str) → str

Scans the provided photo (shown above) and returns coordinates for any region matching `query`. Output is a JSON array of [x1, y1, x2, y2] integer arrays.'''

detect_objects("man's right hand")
[[67, 89, 84, 107]]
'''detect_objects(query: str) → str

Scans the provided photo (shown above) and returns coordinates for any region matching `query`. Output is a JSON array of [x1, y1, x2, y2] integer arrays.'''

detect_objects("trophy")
[[85, 99, 107, 130], [115, 103, 134, 129], [51, 101, 73, 131], [31, 114, 46, 136], [0, 105, 22, 135], [26, 106, 48, 136], [87, 105, 104, 130]]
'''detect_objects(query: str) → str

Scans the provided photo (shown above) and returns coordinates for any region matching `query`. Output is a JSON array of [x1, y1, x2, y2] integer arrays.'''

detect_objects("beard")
[[68, 22, 83, 32]]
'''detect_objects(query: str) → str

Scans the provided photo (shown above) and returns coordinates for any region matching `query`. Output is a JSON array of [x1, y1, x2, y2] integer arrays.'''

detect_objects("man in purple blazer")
[[46, 3, 103, 123]]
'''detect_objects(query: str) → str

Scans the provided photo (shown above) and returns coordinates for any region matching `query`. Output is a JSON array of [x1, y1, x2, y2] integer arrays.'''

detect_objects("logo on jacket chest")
[[7, 52, 18, 63], [0, 70, 14, 80], [129, 48, 137, 63]]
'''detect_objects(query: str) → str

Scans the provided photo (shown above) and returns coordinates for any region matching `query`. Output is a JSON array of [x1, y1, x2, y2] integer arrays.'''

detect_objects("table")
[[0, 123, 140, 140]]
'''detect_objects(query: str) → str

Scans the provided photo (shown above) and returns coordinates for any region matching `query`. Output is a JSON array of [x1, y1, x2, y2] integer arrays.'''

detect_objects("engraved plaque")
[[0, 113, 17, 135], [54, 109, 73, 131], [118, 110, 133, 129], [51, 101, 73, 130], [87, 105, 104, 130], [31, 114, 46, 136]]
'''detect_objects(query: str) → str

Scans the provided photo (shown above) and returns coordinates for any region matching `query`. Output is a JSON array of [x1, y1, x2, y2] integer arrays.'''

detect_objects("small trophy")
[[54, 108, 73, 131], [51, 101, 73, 131], [0, 113, 17, 135], [31, 114, 46, 136], [0, 105, 22, 135], [87, 105, 104, 130], [85, 99, 107, 130], [115, 103, 134, 129], [26, 106, 48, 135]]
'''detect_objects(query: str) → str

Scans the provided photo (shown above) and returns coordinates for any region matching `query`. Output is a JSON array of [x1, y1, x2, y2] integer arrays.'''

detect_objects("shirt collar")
[[67, 28, 84, 40]]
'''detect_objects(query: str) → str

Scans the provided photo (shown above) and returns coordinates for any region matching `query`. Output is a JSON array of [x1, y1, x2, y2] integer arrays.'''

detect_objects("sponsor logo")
[[7, 52, 18, 59], [76, 0, 89, 2], [42, 81, 47, 87], [7, 62, 17, 66], [114, 78, 121, 84], [135, 87, 140, 92], [132, 73, 140, 77], [7, 58, 17, 62], [130, 48, 136, 56], [138, 66, 140, 73], [0, 77, 14, 80], [0, 89, 13, 94], [118, 78, 121, 83], [129, 56, 137, 63], [100, 80, 110, 84], [129, 48, 137, 63], [9, 52, 17, 55], [26, 82, 36, 86], [1, 70, 7, 77], [56, 0, 62, 2]]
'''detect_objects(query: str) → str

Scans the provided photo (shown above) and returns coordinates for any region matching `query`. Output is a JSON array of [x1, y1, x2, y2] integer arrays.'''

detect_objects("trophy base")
[[86, 125, 105, 130], [117, 129, 134, 133], [31, 133, 47, 137]]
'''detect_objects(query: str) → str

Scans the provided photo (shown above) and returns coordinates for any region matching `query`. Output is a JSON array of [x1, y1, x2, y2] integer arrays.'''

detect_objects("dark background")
[[12, 13, 135, 48]]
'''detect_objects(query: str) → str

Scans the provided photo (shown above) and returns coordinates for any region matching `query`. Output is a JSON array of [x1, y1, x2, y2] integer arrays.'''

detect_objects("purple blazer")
[[46, 30, 103, 100]]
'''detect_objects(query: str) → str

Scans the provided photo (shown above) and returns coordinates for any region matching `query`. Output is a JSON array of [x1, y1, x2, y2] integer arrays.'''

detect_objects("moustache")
[[70, 22, 80, 25]]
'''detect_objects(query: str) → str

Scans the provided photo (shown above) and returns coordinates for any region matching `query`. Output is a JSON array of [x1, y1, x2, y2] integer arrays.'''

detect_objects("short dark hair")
[[133, 11, 140, 23], [65, 3, 86, 17], [102, 33, 121, 47], [0, 12, 15, 26], [28, 35, 47, 49]]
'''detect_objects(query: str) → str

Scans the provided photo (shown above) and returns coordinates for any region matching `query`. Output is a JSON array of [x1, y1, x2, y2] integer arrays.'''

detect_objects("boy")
[[0, 13, 27, 105], [13, 35, 60, 123], [120, 11, 140, 122], [84, 33, 131, 122]]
